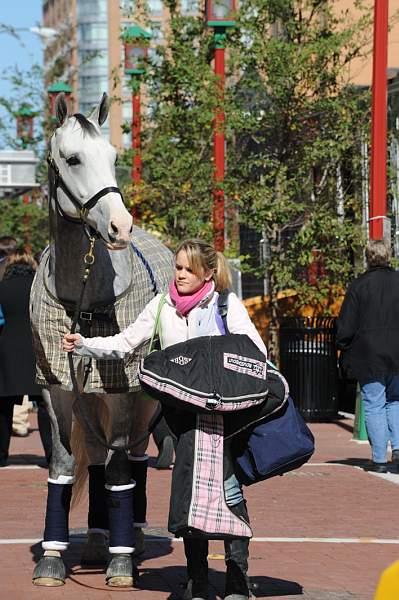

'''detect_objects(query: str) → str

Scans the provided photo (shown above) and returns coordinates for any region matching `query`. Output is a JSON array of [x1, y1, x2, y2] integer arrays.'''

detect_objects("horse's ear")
[[91, 93, 109, 127], [55, 93, 68, 126]]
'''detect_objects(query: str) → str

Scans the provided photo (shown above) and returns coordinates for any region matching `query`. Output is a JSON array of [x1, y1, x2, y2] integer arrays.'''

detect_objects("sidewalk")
[[1, 412, 398, 600]]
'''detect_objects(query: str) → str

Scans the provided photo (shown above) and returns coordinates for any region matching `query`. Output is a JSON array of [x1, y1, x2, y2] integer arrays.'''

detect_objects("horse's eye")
[[66, 156, 80, 166]]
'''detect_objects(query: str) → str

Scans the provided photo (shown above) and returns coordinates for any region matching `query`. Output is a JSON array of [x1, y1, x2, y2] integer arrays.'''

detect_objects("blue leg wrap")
[[43, 482, 72, 543], [107, 487, 134, 549], [88, 464, 108, 530]]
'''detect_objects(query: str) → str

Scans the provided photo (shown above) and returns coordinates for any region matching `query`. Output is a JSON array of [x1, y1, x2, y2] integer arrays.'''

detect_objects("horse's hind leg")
[[33, 387, 75, 587], [129, 391, 159, 557]]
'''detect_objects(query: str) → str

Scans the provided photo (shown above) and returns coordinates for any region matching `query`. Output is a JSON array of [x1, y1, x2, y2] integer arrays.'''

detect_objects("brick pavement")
[[0, 412, 397, 600]]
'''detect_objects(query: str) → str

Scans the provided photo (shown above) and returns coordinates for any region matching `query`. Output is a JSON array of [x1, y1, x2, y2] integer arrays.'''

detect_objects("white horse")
[[30, 93, 173, 587]]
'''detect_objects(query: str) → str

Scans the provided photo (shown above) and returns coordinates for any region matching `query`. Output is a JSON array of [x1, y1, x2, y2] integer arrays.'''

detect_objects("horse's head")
[[49, 93, 133, 250]]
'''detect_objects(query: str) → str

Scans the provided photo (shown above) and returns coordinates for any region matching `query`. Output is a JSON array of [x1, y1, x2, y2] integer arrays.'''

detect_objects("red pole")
[[132, 87, 141, 184], [213, 42, 225, 252], [369, 0, 389, 240]]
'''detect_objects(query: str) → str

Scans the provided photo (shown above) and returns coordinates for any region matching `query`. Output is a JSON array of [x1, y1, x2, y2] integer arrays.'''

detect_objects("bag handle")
[[148, 293, 167, 353]]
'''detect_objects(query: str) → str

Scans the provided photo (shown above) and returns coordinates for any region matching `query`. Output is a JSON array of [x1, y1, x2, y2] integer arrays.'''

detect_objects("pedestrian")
[[0, 235, 17, 281], [337, 239, 399, 473], [63, 238, 267, 600], [0, 251, 52, 466]]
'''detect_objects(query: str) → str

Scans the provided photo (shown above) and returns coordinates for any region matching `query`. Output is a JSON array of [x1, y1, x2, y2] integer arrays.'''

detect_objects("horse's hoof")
[[133, 527, 145, 557], [81, 532, 109, 566], [106, 553, 138, 587], [32, 556, 66, 586]]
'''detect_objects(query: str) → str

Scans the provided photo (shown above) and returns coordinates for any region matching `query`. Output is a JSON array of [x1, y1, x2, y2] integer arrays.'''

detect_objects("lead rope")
[[67, 237, 161, 453]]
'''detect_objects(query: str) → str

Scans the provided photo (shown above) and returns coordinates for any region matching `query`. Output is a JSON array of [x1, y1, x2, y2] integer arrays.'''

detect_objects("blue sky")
[[0, 2, 43, 77], [0, 1, 43, 147]]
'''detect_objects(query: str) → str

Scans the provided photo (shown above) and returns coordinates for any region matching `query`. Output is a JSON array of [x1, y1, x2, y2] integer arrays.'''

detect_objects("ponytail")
[[214, 251, 232, 292]]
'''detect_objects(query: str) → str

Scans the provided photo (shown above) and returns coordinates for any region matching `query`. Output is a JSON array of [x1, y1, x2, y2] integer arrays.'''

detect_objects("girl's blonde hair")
[[175, 238, 232, 292], [4, 252, 37, 273]]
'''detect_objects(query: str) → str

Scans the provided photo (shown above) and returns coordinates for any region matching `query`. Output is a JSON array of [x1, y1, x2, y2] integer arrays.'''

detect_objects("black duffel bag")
[[139, 334, 269, 413]]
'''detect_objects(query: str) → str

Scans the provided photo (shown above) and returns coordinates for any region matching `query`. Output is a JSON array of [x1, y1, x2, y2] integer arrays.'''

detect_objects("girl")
[[64, 238, 267, 600]]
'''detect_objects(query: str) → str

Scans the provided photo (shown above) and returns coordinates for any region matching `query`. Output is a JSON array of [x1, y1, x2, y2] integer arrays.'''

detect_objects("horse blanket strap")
[[131, 242, 159, 295], [30, 225, 174, 393]]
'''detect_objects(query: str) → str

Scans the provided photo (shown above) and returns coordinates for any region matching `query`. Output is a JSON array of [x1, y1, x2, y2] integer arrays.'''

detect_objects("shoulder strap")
[[148, 293, 167, 353], [217, 288, 230, 334]]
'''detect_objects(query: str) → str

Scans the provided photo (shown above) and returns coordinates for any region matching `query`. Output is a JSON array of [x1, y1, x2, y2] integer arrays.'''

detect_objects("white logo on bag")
[[223, 353, 266, 379], [170, 355, 192, 366]]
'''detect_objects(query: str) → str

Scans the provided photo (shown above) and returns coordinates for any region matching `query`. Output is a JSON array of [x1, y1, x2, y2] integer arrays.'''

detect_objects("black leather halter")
[[47, 152, 124, 233]]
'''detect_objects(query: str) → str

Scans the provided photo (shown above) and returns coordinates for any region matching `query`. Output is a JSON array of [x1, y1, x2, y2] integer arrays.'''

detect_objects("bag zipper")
[[205, 336, 222, 410]]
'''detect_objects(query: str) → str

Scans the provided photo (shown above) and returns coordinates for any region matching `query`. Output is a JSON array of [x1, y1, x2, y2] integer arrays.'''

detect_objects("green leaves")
[[1, 199, 48, 255], [226, 0, 371, 313]]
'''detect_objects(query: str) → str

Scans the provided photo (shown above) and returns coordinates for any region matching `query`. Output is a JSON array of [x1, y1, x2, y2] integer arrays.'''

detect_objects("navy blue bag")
[[234, 395, 315, 485], [217, 291, 315, 485]]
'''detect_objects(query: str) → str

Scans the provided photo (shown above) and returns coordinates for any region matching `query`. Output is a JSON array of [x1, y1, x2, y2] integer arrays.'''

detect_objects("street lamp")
[[122, 24, 152, 200], [206, 0, 237, 252], [48, 82, 72, 116], [16, 105, 35, 149]]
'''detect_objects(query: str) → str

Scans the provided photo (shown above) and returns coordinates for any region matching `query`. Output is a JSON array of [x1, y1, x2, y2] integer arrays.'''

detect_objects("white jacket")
[[75, 288, 267, 360]]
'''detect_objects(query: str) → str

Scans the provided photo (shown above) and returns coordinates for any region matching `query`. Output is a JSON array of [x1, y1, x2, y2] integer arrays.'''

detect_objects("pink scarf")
[[169, 279, 213, 316]]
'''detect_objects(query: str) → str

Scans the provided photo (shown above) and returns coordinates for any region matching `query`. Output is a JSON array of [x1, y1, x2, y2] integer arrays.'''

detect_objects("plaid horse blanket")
[[30, 226, 173, 393], [165, 368, 288, 538], [187, 414, 252, 538]]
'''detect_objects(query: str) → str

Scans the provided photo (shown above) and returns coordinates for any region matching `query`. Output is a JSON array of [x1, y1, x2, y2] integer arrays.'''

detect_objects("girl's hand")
[[63, 333, 82, 352]]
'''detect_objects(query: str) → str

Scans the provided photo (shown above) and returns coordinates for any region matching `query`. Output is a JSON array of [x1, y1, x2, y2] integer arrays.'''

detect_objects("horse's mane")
[[72, 113, 98, 137]]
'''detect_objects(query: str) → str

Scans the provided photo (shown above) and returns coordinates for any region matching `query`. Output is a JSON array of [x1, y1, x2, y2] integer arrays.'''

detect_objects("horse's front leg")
[[76, 392, 138, 587], [33, 387, 75, 587]]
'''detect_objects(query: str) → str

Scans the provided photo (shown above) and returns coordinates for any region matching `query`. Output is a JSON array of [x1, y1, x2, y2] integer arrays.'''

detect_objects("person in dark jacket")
[[0, 252, 52, 467], [0, 235, 17, 281], [337, 240, 399, 473]]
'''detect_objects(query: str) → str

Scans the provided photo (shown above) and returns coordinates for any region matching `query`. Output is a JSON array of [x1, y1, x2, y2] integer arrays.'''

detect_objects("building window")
[[121, 0, 136, 16], [79, 75, 109, 96], [79, 49, 108, 68], [78, 23, 108, 43], [148, 0, 163, 16], [80, 101, 97, 116], [149, 21, 164, 42], [77, 0, 107, 17], [181, 0, 199, 14], [0, 164, 10, 185]]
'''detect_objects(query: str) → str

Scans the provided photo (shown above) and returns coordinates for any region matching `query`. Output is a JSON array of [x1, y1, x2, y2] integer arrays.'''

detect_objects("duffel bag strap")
[[148, 293, 166, 354], [217, 288, 230, 334]]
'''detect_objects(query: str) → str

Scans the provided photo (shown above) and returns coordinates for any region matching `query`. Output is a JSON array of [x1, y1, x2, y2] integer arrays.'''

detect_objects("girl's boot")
[[224, 500, 251, 599], [183, 538, 209, 600], [224, 537, 250, 599]]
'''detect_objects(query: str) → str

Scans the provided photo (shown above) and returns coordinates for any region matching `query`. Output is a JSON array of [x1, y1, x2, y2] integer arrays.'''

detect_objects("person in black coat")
[[337, 240, 399, 473], [0, 252, 51, 467]]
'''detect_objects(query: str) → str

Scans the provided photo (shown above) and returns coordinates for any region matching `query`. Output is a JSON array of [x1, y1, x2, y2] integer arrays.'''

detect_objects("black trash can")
[[279, 316, 339, 421]]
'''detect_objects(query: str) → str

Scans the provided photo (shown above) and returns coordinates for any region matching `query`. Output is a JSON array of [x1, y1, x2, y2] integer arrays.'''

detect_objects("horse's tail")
[[71, 400, 111, 509], [70, 419, 88, 509]]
